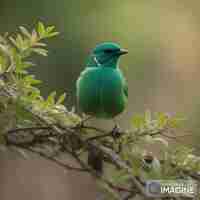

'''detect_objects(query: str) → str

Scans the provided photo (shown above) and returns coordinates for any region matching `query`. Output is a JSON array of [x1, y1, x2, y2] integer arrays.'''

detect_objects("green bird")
[[76, 42, 128, 122], [76, 42, 128, 173]]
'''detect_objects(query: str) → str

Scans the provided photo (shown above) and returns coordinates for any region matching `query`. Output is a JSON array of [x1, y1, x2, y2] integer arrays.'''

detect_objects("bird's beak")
[[119, 48, 128, 55]]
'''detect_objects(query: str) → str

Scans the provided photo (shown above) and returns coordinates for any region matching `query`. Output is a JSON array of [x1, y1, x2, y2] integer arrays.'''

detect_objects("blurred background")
[[0, 0, 200, 199]]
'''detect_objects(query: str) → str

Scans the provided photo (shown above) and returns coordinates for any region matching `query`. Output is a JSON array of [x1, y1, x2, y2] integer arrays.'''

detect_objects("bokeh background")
[[0, 1, 200, 199]]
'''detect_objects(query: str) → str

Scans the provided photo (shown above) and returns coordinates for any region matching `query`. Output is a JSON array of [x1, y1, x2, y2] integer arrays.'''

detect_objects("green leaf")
[[132, 114, 145, 129], [9, 36, 18, 47], [46, 91, 57, 106], [16, 34, 24, 48], [46, 26, 55, 33], [23, 75, 42, 85], [19, 26, 31, 38], [34, 42, 47, 47], [56, 93, 66, 105], [21, 61, 35, 69], [156, 112, 168, 128], [0, 55, 7, 71], [37, 22, 46, 38], [15, 100, 35, 121], [32, 48, 48, 56], [46, 32, 59, 38]]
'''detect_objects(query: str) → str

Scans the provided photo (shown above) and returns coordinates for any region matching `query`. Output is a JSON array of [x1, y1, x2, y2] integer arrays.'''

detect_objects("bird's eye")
[[103, 49, 115, 53]]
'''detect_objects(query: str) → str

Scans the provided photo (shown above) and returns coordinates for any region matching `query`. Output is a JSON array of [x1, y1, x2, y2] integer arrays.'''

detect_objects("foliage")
[[0, 22, 199, 200]]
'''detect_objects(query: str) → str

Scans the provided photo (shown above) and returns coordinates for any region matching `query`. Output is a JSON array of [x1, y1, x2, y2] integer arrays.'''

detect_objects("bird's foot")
[[110, 124, 122, 139]]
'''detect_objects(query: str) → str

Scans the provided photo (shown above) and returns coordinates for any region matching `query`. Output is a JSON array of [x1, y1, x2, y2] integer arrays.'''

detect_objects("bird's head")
[[86, 42, 128, 68]]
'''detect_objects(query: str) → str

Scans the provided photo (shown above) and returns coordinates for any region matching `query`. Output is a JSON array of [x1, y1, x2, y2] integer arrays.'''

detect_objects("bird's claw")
[[111, 125, 122, 139]]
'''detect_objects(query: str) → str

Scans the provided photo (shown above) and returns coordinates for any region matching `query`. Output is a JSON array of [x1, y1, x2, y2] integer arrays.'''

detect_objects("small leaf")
[[32, 48, 48, 56], [19, 26, 31, 38], [46, 26, 55, 33], [33, 42, 47, 47], [23, 75, 42, 85], [16, 34, 24, 48], [132, 114, 145, 129], [37, 21, 46, 37], [22, 61, 35, 69], [46, 91, 57, 105], [156, 112, 168, 128], [46, 32, 59, 38], [56, 93, 66, 105], [9, 36, 18, 47]]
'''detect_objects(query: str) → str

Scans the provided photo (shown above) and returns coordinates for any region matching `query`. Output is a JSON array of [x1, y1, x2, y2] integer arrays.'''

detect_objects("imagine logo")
[[146, 180, 198, 198]]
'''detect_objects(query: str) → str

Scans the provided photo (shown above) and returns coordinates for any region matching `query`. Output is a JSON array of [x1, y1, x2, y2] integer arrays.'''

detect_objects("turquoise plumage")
[[76, 42, 128, 119]]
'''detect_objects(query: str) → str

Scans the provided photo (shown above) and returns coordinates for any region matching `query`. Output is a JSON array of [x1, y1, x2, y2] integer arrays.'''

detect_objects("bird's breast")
[[76, 67, 127, 118]]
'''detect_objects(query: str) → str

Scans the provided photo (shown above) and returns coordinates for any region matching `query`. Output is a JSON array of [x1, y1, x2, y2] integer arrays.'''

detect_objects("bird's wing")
[[123, 78, 128, 98]]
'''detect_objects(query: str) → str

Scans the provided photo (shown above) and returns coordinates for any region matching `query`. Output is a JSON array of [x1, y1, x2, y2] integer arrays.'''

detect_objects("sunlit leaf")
[[33, 42, 47, 47], [46, 91, 57, 106], [9, 36, 18, 47], [46, 26, 55, 33], [56, 93, 66, 105], [46, 32, 59, 38], [37, 21, 46, 38], [32, 48, 48, 56], [132, 114, 145, 129], [16, 34, 24, 48], [19, 26, 31, 38]]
